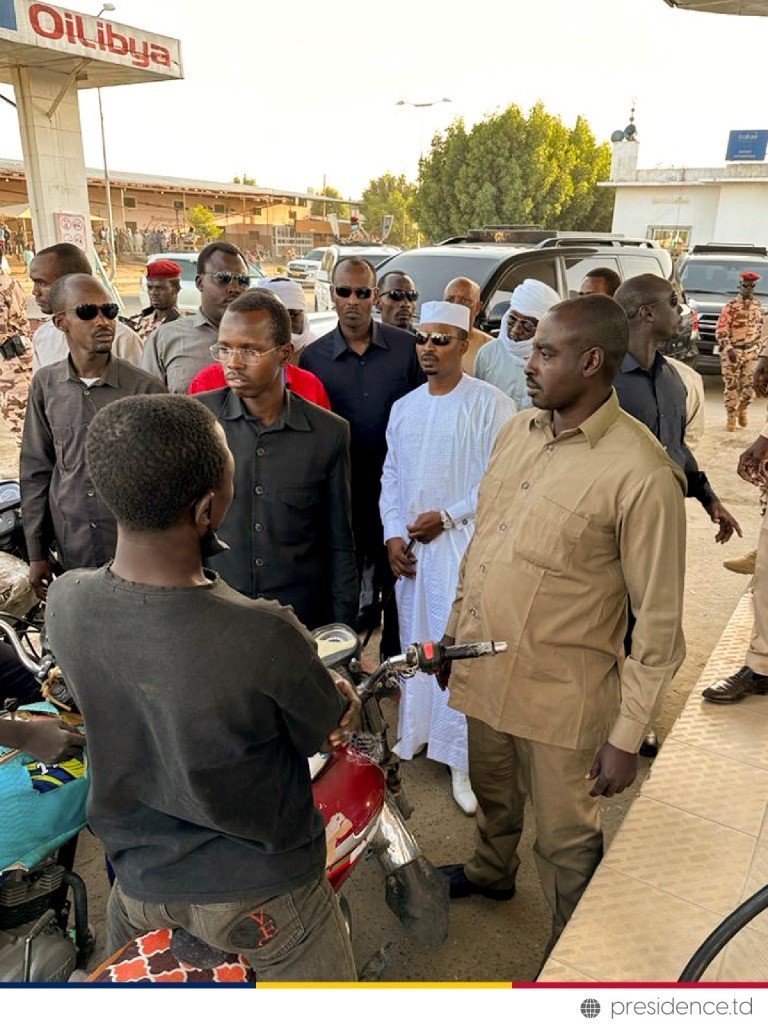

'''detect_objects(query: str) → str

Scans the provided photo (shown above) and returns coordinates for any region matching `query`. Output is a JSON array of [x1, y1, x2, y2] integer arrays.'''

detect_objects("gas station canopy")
[[664, 0, 768, 14], [0, 0, 182, 88]]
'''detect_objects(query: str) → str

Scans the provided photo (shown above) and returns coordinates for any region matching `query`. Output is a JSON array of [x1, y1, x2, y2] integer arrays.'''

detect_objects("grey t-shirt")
[[46, 566, 344, 904]]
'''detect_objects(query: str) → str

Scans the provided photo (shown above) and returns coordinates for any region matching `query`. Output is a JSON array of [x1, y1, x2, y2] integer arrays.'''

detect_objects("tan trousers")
[[747, 509, 768, 674], [466, 716, 603, 939], [721, 347, 758, 416]]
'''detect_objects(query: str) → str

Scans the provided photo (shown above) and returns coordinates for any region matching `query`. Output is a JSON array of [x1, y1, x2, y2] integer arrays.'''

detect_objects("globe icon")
[[581, 998, 601, 1019]]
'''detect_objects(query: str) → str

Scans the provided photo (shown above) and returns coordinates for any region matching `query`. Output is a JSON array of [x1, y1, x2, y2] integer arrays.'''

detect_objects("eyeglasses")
[[414, 331, 459, 346], [334, 286, 373, 299], [508, 314, 537, 334], [380, 289, 419, 303], [646, 292, 679, 309], [209, 343, 279, 364], [60, 303, 119, 321], [205, 271, 251, 287]]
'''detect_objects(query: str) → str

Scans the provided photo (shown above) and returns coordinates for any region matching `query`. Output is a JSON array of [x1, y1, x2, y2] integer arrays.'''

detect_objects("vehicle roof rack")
[[689, 243, 768, 256]]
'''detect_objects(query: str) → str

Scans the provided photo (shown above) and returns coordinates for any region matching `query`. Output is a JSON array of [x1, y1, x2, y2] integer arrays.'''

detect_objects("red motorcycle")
[[86, 625, 507, 983]]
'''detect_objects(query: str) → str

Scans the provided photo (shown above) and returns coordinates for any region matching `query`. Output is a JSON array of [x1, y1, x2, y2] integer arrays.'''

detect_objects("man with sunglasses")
[[20, 274, 165, 600], [300, 256, 424, 656], [29, 243, 144, 372], [380, 301, 515, 814], [614, 274, 742, 754], [376, 271, 418, 332], [141, 242, 250, 394], [475, 279, 561, 408], [715, 271, 764, 431]]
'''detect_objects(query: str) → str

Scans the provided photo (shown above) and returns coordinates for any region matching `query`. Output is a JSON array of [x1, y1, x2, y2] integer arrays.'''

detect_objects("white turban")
[[508, 279, 561, 321], [257, 277, 307, 311], [419, 300, 471, 332]]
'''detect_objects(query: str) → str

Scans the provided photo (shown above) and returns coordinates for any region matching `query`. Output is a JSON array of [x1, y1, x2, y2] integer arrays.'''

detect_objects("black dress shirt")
[[614, 352, 715, 508], [196, 387, 358, 630], [20, 355, 166, 568], [299, 321, 425, 543]]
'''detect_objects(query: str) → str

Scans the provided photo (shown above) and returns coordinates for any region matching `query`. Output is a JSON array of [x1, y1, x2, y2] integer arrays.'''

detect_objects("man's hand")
[[28, 559, 52, 601], [705, 500, 742, 544], [386, 537, 417, 579], [435, 633, 455, 691], [754, 356, 768, 397], [17, 717, 85, 763], [407, 510, 443, 544], [587, 741, 637, 798], [324, 675, 362, 751], [738, 434, 768, 485]]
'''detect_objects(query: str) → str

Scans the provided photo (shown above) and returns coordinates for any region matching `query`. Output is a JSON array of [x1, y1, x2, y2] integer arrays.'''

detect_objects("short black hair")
[[548, 294, 629, 375], [332, 256, 377, 285], [86, 395, 230, 531], [378, 269, 413, 290], [35, 243, 91, 277], [584, 267, 621, 295], [613, 273, 672, 320], [196, 241, 247, 275], [225, 289, 292, 347], [49, 273, 104, 314]]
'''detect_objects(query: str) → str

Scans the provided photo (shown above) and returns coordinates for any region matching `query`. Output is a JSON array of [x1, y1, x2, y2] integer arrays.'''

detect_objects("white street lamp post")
[[97, 4, 116, 280]]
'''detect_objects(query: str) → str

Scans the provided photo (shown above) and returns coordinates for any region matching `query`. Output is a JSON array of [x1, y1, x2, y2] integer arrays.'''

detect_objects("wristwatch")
[[440, 510, 454, 531]]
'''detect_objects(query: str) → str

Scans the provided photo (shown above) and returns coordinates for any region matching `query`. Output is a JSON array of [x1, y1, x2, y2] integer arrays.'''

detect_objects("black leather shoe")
[[639, 729, 659, 758], [439, 863, 515, 901], [702, 666, 768, 704]]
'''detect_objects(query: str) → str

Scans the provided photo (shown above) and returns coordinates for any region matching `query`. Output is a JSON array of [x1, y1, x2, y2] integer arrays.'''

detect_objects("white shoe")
[[451, 768, 478, 815]]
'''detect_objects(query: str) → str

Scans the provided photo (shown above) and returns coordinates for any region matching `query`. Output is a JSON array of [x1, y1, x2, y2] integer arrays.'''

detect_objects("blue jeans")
[[106, 874, 356, 982]]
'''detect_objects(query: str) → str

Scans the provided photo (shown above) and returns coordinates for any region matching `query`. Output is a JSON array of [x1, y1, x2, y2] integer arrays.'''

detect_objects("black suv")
[[372, 228, 697, 365], [678, 243, 768, 374]]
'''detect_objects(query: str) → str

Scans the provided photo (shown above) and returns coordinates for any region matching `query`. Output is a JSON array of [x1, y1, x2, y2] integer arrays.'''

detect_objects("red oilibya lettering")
[[28, 3, 172, 71]]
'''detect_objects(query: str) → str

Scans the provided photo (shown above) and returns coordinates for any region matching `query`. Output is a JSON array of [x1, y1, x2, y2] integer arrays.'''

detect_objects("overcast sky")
[[2, 0, 768, 199]]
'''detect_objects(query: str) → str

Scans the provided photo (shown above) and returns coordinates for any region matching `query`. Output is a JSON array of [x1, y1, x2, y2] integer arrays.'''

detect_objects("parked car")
[[286, 247, 329, 284], [678, 243, 768, 373], [138, 252, 265, 314], [314, 243, 401, 312], [366, 229, 697, 364]]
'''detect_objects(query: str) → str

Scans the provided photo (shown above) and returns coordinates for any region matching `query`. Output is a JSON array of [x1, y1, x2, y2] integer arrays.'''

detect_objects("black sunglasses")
[[414, 331, 458, 346], [508, 313, 537, 333], [205, 271, 251, 287], [380, 289, 419, 302], [61, 303, 120, 321], [334, 286, 373, 299]]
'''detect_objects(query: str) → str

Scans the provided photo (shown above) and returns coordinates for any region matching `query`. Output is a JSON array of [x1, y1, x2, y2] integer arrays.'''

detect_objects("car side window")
[[485, 260, 559, 324], [619, 254, 665, 282], [564, 256, 620, 298]]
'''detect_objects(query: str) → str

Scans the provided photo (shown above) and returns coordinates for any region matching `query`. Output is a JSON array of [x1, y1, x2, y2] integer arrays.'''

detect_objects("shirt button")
[[521, 481, 530, 490], [254, 485, 264, 494], [254, 523, 263, 532], [86, 489, 94, 497], [89, 522, 96, 529], [499, 523, 507, 532], [254, 558, 264, 567], [256, 447, 265, 457], [363, 392, 370, 397], [470, 607, 478, 618], [545, 444, 553, 453], [256, 592, 265, 598], [479, 563, 486, 572], [360, 360, 365, 366]]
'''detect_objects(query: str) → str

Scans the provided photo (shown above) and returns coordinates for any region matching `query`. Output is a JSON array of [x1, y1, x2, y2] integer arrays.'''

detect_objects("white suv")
[[286, 248, 328, 284], [314, 244, 401, 312], [138, 252, 265, 314]]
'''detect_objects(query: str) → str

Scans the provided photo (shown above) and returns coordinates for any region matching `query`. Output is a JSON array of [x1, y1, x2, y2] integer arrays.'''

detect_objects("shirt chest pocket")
[[51, 426, 78, 473], [514, 496, 590, 574], [277, 486, 323, 541]]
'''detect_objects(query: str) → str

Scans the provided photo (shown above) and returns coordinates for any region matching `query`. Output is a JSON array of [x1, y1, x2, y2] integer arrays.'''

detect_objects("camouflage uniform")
[[716, 295, 764, 421], [123, 305, 180, 344], [0, 272, 31, 445]]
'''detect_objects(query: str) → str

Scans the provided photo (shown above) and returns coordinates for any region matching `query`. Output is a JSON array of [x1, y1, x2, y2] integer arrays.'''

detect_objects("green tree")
[[188, 204, 223, 240], [232, 173, 257, 185], [413, 103, 615, 241], [360, 173, 419, 247], [310, 185, 349, 220]]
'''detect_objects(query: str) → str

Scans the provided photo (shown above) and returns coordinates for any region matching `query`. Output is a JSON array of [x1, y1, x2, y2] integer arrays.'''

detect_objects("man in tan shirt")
[[439, 294, 687, 944]]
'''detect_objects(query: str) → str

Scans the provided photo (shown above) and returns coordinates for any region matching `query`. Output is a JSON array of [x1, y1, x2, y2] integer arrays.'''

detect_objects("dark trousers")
[[0, 641, 41, 707], [354, 521, 400, 659]]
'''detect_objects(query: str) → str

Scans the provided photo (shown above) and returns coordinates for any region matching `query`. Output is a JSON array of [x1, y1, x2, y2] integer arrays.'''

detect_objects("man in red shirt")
[[188, 359, 330, 409]]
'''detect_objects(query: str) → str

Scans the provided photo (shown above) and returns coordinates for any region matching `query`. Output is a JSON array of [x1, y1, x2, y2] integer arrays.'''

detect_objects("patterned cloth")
[[89, 928, 254, 984], [716, 296, 764, 351], [0, 272, 29, 341], [721, 346, 759, 416]]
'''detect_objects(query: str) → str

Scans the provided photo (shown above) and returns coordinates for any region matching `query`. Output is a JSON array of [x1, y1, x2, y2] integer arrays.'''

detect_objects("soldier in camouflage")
[[124, 259, 182, 343], [0, 266, 31, 447], [716, 270, 764, 430]]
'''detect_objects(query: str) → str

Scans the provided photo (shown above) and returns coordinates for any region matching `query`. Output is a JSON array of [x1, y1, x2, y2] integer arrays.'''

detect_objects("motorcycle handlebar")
[[357, 640, 507, 698], [0, 617, 45, 677]]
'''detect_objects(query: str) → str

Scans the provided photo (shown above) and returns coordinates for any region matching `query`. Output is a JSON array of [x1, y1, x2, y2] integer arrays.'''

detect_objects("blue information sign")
[[726, 130, 768, 161], [0, 0, 17, 32]]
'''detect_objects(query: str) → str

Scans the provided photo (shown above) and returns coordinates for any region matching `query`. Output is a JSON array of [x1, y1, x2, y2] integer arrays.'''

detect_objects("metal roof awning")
[[664, 1, 768, 15]]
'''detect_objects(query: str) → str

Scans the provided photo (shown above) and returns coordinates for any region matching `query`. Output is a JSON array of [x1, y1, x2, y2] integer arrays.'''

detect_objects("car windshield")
[[303, 250, 325, 262], [377, 253, 502, 314], [681, 260, 768, 297], [339, 249, 398, 269]]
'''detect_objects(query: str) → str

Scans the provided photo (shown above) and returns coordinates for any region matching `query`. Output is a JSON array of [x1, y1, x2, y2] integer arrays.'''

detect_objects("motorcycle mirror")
[[312, 623, 360, 669]]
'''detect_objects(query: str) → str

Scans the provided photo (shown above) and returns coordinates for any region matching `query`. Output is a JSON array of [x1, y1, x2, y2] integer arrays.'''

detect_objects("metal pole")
[[97, 87, 116, 281]]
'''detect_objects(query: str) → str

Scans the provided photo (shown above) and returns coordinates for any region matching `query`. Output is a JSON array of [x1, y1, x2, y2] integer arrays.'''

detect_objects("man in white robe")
[[380, 301, 516, 814]]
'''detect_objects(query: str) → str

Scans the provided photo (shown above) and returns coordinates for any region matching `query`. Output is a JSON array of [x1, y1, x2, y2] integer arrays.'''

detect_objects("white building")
[[604, 138, 768, 251]]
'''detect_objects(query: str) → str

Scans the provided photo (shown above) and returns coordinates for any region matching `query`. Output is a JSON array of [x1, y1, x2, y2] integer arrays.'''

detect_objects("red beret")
[[741, 271, 760, 282], [146, 259, 182, 279]]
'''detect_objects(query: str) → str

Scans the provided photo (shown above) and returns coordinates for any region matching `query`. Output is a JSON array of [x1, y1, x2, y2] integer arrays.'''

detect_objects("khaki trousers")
[[746, 509, 768, 675], [465, 716, 603, 939]]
